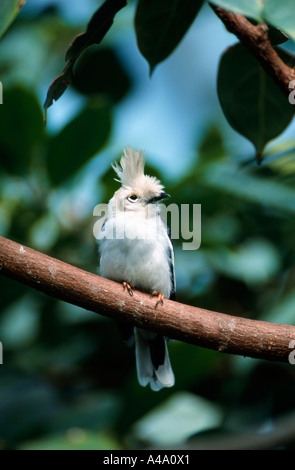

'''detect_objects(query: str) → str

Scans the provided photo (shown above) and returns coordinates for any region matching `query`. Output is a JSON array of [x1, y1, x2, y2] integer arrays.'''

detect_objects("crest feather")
[[112, 147, 145, 187], [112, 147, 164, 193]]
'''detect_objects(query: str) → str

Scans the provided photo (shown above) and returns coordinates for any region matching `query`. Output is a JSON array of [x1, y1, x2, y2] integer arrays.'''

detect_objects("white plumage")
[[98, 147, 175, 391]]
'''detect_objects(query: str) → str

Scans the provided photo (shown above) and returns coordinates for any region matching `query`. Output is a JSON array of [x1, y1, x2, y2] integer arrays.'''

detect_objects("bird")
[[98, 147, 175, 391]]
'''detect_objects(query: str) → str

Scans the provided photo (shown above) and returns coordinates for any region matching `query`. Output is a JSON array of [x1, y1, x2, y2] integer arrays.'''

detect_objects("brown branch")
[[1, 235, 295, 363], [210, 4, 295, 98]]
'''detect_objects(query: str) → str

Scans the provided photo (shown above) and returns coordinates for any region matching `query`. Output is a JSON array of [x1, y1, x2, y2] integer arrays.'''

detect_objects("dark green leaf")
[[135, 0, 204, 74], [72, 46, 131, 103], [0, 87, 44, 174], [217, 44, 294, 160], [0, 0, 27, 38], [263, 0, 295, 42], [46, 102, 112, 186], [44, 0, 127, 117], [65, 0, 127, 62], [43, 63, 74, 125], [267, 26, 289, 45]]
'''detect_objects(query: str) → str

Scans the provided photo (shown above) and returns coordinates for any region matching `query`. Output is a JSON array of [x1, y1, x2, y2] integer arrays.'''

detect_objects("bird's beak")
[[147, 192, 170, 204], [159, 192, 170, 200]]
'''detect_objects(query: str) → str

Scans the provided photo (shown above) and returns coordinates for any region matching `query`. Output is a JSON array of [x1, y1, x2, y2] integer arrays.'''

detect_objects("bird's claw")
[[123, 281, 134, 297], [151, 291, 164, 309]]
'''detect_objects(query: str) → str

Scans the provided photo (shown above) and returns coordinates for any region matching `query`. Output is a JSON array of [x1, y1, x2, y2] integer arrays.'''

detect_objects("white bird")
[[98, 147, 175, 391]]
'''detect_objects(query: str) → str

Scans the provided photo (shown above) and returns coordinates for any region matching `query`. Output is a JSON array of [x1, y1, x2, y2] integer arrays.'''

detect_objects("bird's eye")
[[127, 194, 139, 203]]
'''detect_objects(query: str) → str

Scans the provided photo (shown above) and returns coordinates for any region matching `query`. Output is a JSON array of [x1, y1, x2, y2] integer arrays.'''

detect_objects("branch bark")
[[210, 5, 295, 99], [1, 235, 295, 363]]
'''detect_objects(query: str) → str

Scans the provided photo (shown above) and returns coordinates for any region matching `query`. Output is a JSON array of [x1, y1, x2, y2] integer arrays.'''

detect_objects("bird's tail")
[[134, 327, 174, 391]]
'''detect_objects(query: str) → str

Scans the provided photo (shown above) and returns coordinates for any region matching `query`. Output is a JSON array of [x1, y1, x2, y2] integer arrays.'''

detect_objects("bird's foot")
[[151, 291, 164, 309], [123, 281, 134, 297]]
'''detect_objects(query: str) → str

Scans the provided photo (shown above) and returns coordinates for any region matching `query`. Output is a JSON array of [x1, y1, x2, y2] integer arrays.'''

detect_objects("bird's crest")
[[112, 147, 164, 194]]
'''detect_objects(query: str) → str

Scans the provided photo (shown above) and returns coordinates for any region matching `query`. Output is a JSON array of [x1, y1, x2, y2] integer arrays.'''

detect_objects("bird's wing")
[[166, 223, 176, 301]]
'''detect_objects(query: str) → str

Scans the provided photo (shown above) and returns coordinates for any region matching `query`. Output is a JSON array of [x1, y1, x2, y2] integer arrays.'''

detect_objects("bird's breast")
[[99, 212, 172, 297]]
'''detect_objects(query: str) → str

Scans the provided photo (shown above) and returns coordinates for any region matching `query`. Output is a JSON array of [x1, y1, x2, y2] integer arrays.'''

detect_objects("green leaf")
[[72, 46, 131, 103], [44, 0, 127, 117], [210, 0, 295, 42], [0, 86, 44, 174], [43, 63, 73, 125], [0, 0, 27, 39], [132, 392, 223, 446], [46, 101, 112, 186], [263, 0, 295, 42], [217, 44, 294, 160], [65, 0, 127, 63], [135, 0, 204, 74], [205, 239, 280, 284], [208, 0, 263, 20], [267, 26, 289, 45], [200, 160, 295, 215], [264, 142, 295, 177], [20, 430, 123, 450]]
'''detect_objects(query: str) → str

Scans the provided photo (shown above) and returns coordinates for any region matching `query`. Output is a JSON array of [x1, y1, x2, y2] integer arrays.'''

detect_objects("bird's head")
[[110, 147, 169, 214]]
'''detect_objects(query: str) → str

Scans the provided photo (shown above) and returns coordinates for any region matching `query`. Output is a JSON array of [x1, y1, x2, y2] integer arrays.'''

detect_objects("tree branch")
[[210, 5, 295, 98], [1, 235, 295, 363]]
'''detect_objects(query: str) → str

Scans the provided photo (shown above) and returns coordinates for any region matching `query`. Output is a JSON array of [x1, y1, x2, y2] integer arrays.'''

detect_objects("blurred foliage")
[[46, 100, 112, 185], [0, 0, 295, 452], [43, 0, 295, 163], [217, 44, 294, 161], [43, 0, 127, 118], [0, 0, 27, 38], [210, 0, 295, 41], [72, 46, 131, 102], [135, 0, 204, 74], [209, 0, 263, 20]]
